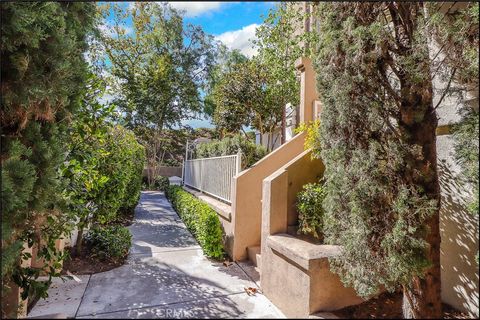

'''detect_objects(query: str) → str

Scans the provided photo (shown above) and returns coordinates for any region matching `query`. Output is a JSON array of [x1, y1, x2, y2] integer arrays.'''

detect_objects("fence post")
[[236, 149, 242, 174], [200, 159, 204, 192], [183, 141, 188, 186], [181, 159, 184, 186]]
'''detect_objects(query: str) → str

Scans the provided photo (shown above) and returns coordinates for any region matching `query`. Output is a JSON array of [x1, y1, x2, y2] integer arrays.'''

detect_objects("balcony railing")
[[183, 151, 241, 204]]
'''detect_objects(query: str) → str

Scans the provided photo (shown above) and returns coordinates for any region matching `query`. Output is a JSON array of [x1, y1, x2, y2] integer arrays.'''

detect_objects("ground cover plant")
[[84, 226, 132, 263]]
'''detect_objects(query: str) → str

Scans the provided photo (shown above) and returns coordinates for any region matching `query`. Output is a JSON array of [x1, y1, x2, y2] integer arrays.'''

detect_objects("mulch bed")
[[61, 246, 126, 275], [332, 291, 471, 319], [62, 209, 134, 275]]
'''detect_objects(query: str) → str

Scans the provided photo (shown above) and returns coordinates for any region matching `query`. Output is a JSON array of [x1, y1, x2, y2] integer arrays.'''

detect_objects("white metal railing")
[[183, 150, 241, 204]]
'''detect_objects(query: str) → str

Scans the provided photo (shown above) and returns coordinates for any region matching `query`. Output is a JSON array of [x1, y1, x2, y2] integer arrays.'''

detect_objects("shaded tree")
[[100, 2, 218, 183], [204, 46, 248, 118], [212, 60, 282, 151], [253, 2, 310, 143]]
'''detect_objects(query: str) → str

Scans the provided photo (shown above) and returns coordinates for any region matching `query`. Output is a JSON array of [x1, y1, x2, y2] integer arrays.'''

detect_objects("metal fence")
[[183, 151, 241, 204]]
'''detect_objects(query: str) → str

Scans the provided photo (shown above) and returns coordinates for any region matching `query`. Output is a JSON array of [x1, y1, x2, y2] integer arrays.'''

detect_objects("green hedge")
[[152, 175, 170, 191], [166, 186, 224, 259]]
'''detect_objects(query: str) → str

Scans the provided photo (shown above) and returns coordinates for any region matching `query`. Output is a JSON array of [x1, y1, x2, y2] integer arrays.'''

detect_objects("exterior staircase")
[[247, 245, 262, 270]]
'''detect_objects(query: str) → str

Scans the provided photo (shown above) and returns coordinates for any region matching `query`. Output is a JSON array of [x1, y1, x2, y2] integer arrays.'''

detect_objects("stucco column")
[[295, 57, 319, 125], [260, 170, 289, 275]]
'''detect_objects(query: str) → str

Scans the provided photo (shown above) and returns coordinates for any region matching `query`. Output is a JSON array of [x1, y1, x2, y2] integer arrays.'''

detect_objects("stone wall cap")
[[267, 234, 342, 270]]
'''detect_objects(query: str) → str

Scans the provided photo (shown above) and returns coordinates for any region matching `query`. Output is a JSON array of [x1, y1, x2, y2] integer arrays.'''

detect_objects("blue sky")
[[101, 2, 276, 128]]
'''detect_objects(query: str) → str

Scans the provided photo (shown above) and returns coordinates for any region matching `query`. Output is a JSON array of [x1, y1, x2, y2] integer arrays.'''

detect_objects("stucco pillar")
[[260, 170, 289, 290], [295, 57, 319, 124]]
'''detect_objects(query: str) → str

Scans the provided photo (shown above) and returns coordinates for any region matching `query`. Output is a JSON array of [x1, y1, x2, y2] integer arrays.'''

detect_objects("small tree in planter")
[[296, 182, 326, 242]]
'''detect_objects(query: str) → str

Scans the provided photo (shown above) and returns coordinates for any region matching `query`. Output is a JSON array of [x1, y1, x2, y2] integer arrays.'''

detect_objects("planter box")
[[262, 234, 363, 318]]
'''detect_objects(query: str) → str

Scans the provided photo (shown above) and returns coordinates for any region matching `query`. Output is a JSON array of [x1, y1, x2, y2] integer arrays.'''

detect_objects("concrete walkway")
[[29, 191, 284, 319]]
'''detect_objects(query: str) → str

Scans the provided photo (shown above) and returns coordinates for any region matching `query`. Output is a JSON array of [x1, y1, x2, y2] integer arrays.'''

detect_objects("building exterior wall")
[[260, 151, 363, 317], [255, 104, 297, 151], [430, 7, 479, 313], [230, 132, 306, 260], [437, 134, 479, 317], [433, 57, 479, 318]]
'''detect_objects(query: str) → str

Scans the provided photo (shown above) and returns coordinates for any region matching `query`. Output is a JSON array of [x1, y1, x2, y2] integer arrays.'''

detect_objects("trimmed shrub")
[[153, 176, 170, 191], [121, 136, 147, 213], [98, 125, 146, 221], [85, 225, 132, 262], [195, 134, 267, 169], [166, 186, 224, 259], [296, 182, 326, 240]]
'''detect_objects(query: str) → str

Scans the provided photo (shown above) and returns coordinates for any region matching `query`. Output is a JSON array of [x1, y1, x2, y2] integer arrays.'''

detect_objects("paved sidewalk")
[[29, 191, 284, 319]]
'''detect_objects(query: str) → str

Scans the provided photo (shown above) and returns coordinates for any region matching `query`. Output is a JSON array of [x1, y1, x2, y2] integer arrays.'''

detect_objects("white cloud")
[[167, 2, 224, 17], [216, 24, 259, 58]]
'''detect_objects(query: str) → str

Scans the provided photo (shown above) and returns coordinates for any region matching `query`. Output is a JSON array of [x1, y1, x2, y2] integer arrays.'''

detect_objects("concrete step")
[[247, 245, 261, 269], [256, 253, 262, 270]]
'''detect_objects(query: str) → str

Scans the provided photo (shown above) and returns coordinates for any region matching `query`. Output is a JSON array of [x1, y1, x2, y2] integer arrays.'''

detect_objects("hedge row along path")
[[29, 191, 284, 318]]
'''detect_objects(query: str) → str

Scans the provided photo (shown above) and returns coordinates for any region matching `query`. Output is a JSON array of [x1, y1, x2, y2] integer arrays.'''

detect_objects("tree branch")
[[432, 67, 457, 111]]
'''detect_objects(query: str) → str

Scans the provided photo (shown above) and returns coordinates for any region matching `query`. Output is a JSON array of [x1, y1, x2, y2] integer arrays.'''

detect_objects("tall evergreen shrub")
[[1, 2, 96, 308], [311, 3, 477, 317]]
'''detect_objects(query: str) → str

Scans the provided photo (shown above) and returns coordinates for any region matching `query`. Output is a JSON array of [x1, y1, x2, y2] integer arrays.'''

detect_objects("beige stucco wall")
[[228, 56, 319, 262], [260, 150, 362, 317], [260, 149, 324, 251], [296, 57, 319, 124], [230, 131, 306, 260], [429, 8, 479, 313], [437, 135, 479, 317], [434, 74, 479, 316]]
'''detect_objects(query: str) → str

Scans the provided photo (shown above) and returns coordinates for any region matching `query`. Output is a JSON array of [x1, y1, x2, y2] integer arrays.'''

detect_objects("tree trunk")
[[266, 131, 272, 152], [75, 225, 84, 256], [388, 3, 442, 317], [399, 85, 442, 319]]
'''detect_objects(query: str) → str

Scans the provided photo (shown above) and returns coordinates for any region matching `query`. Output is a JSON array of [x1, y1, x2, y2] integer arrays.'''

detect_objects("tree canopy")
[[100, 2, 218, 132], [208, 2, 309, 148]]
